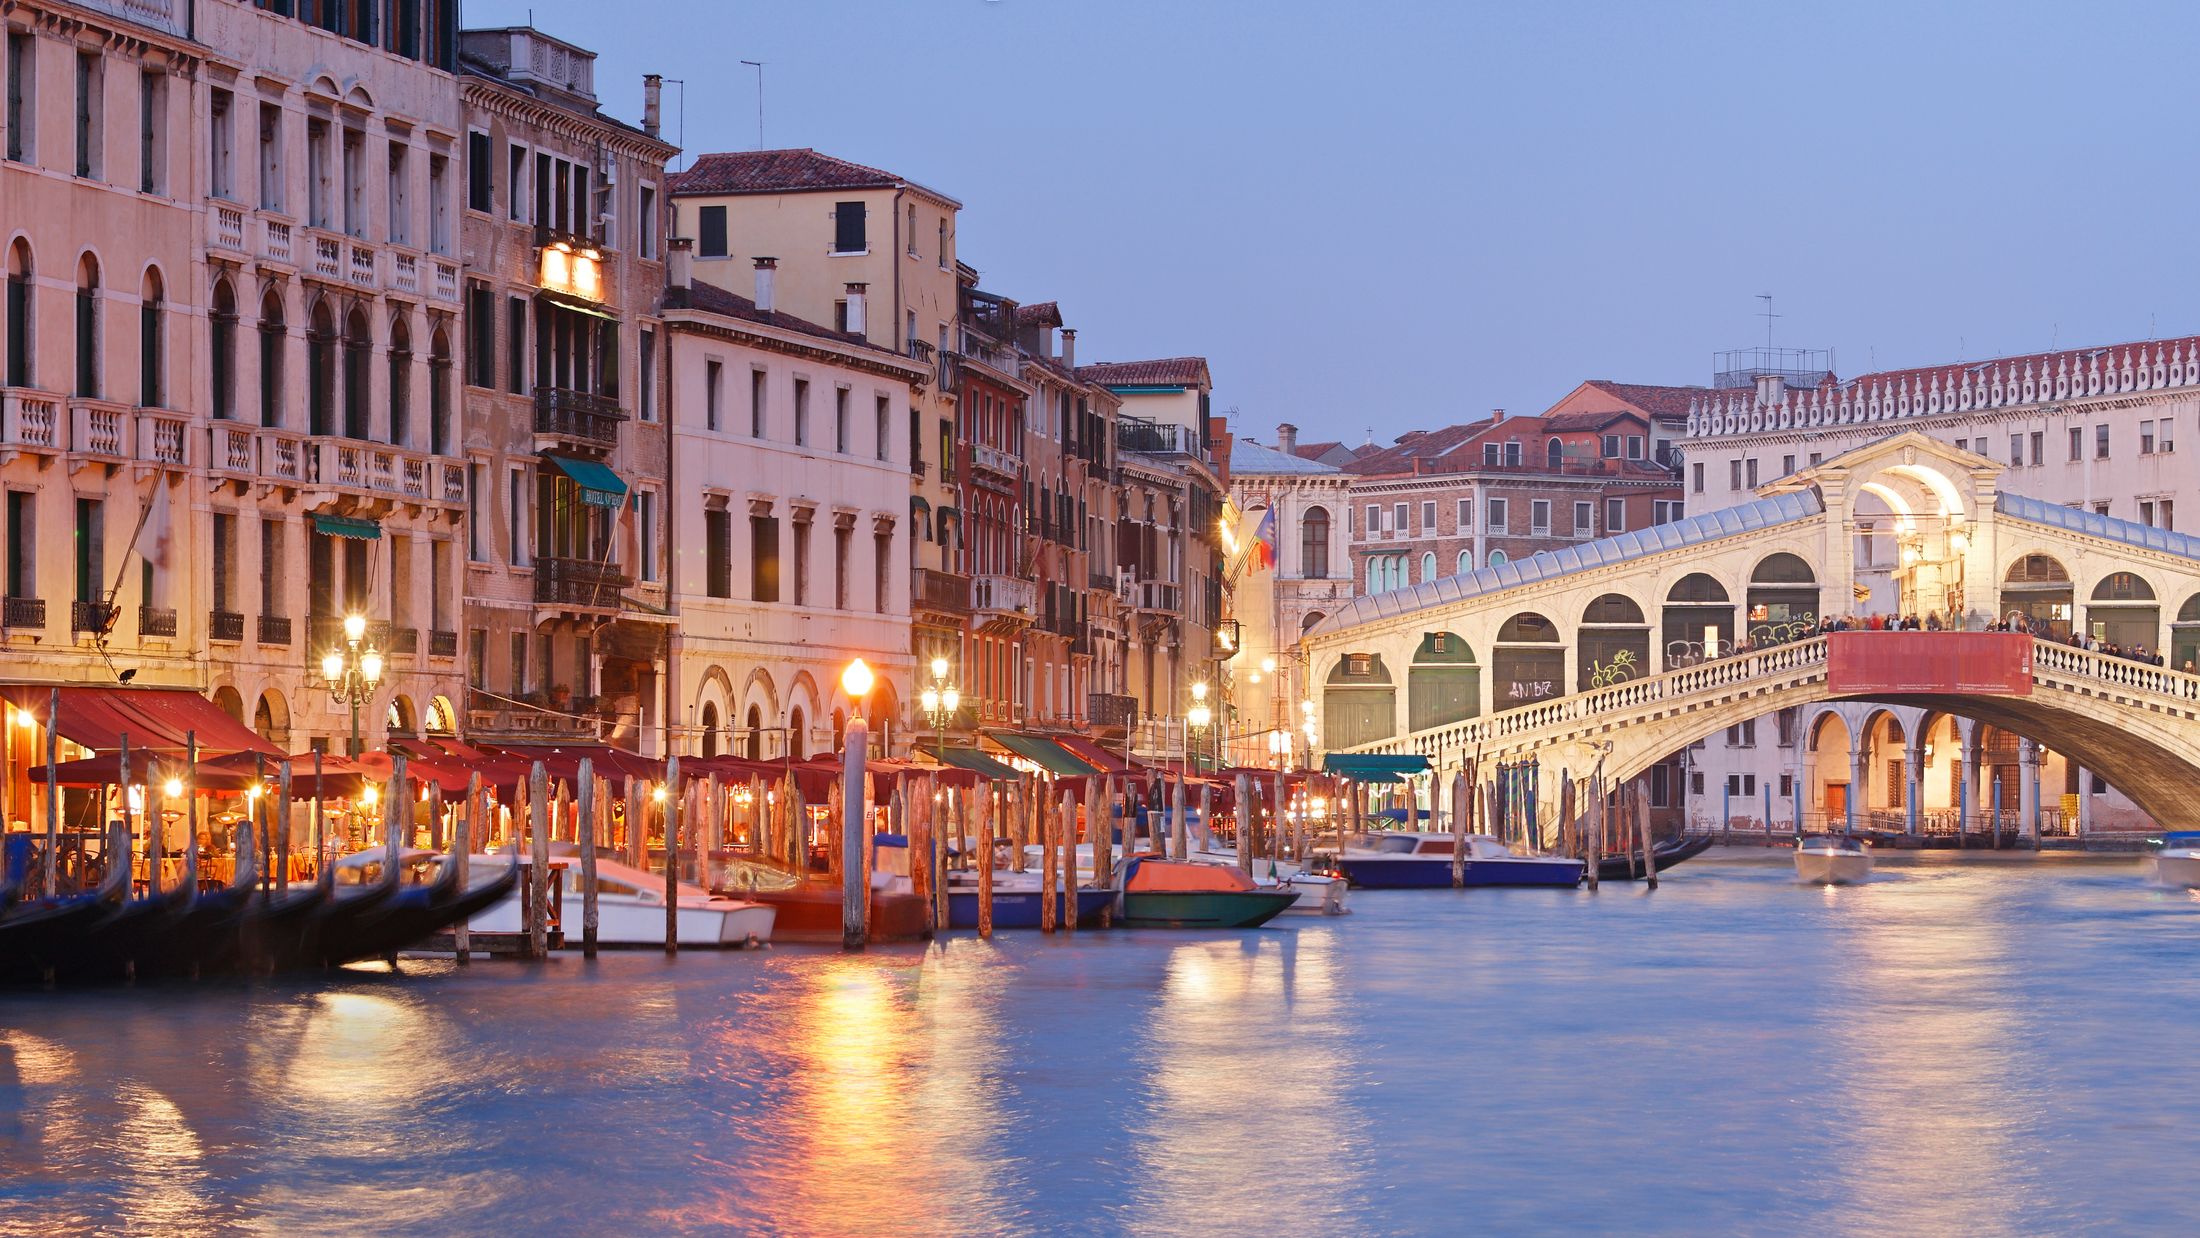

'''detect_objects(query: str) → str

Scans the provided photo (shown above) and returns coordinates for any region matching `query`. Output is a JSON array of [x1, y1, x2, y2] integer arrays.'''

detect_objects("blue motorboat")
[[1333, 832, 1584, 889], [944, 873, 1114, 929]]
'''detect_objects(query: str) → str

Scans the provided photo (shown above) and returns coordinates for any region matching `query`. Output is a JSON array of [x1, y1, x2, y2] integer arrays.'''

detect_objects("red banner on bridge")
[[1826, 632, 2033, 695]]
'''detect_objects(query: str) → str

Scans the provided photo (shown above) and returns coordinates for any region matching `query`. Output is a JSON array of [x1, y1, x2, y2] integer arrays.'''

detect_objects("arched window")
[[1420, 551, 1436, 583], [75, 254, 100, 397], [210, 280, 237, 419], [387, 313, 412, 445], [744, 704, 763, 761], [1457, 549, 1470, 575], [1487, 549, 1509, 568], [259, 290, 286, 427], [4, 240, 31, 386], [700, 702, 719, 759], [428, 325, 452, 453], [1546, 438, 1563, 468], [789, 707, 807, 760], [139, 267, 164, 407], [306, 299, 335, 434], [1300, 506, 1330, 578], [342, 306, 371, 438]]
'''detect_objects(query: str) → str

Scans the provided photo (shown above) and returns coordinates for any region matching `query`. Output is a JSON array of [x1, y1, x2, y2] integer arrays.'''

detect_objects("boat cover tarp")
[[0, 686, 282, 756], [931, 745, 1022, 781], [1123, 857, 1257, 894], [1322, 753, 1431, 783], [1052, 735, 1145, 775]]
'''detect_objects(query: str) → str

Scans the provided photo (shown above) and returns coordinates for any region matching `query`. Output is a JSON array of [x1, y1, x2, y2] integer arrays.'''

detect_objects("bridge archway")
[[1578, 594, 1649, 689], [2085, 571, 2158, 650], [1747, 553, 1819, 643], [2002, 553, 2073, 637], [1324, 653, 1396, 750], [2174, 594, 2200, 672], [1805, 710, 1854, 820], [1663, 573, 1733, 665], [1492, 612, 1562, 710], [1407, 632, 1478, 731]]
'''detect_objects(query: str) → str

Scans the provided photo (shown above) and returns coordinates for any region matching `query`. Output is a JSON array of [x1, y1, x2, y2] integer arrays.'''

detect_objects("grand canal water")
[[4, 852, 2197, 1236]]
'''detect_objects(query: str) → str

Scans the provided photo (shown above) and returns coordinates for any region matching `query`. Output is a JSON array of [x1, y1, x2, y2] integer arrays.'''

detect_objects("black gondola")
[[51, 880, 195, 983], [325, 852, 520, 965], [1597, 833, 1715, 882], [0, 892, 116, 985]]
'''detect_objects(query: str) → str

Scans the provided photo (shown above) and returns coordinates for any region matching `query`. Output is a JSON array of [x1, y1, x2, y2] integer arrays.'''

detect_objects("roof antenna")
[[663, 79, 688, 170], [740, 61, 765, 151], [1756, 293, 1779, 349]]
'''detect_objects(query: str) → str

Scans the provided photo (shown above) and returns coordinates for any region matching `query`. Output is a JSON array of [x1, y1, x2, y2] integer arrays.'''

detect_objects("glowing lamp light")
[[342, 612, 368, 644], [1261, 656, 1278, 675], [941, 688, 960, 713], [1300, 698, 1315, 717], [930, 655, 950, 681], [1191, 680, 1208, 703], [322, 650, 346, 687], [360, 648, 385, 685], [246, 783, 264, 801], [1248, 671, 1262, 686], [163, 778, 183, 799], [921, 688, 941, 714], [360, 785, 380, 807], [841, 658, 875, 699], [1187, 703, 1211, 730]]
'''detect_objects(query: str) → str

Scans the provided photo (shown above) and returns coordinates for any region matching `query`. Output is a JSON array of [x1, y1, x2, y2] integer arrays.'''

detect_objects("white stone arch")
[[690, 664, 737, 756], [738, 667, 781, 757], [785, 670, 823, 760]]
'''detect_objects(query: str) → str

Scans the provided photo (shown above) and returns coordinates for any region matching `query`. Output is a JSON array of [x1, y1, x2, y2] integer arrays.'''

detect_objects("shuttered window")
[[833, 201, 866, 253]]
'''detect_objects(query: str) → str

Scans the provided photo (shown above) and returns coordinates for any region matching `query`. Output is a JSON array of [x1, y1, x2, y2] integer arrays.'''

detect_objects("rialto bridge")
[[1302, 433, 2200, 835]]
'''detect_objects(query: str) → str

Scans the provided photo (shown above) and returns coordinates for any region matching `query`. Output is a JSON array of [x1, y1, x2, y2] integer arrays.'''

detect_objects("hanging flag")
[[145, 480, 174, 573], [1251, 505, 1279, 571]]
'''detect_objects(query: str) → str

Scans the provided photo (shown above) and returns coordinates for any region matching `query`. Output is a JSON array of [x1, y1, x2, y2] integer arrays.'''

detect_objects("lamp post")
[[320, 612, 384, 757], [918, 655, 960, 762]]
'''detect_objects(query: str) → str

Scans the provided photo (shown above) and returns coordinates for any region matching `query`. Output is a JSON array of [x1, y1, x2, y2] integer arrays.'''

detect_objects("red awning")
[[1053, 735, 1148, 775], [200, 750, 370, 799], [477, 742, 664, 793], [31, 752, 263, 791], [0, 686, 280, 756]]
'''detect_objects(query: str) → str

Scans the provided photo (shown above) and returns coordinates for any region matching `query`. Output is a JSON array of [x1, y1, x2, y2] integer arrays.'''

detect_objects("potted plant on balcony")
[[548, 682, 573, 711]]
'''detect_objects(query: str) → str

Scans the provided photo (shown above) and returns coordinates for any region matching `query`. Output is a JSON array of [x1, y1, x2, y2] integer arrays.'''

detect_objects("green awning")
[[933, 745, 1021, 781], [545, 454, 629, 508], [1323, 753, 1431, 784], [985, 730, 1102, 778], [312, 514, 382, 540]]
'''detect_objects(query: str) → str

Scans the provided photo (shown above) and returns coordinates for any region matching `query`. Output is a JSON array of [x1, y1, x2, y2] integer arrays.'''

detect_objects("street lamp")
[[1186, 681, 1210, 776], [320, 611, 384, 757], [919, 655, 961, 762]]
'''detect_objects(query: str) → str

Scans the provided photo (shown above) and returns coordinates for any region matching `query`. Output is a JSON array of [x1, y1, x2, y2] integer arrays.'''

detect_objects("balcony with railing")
[[534, 387, 626, 452], [2, 389, 63, 455], [2, 597, 45, 630], [138, 606, 177, 638], [970, 441, 1020, 481], [429, 629, 458, 659], [466, 687, 604, 741], [387, 627, 420, 656], [535, 556, 632, 610], [72, 600, 115, 635], [1089, 693, 1138, 731], [294, 438, 461, 508], [209, 610, 245, 642], [1089, 569, 1118, 592], [912, 567, 972, 617], [972, 574, 1036, 632], [257, 615, 292, 646]]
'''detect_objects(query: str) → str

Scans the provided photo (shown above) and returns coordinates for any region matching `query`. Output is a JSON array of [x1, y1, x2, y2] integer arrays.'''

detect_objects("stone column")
[[1847, 742, 1867, 835], [1470, 480, 1488, 574], [2018, 738, 2041, 842], [1957, 720, 1978, 834], [2077, 767, 2092, 839], [1903, 734, 1924, 836]]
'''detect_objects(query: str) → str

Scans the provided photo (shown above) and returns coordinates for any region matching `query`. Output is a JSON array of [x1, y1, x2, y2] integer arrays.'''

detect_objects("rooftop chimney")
[[753, 257, 777, 314], [1754, 373, 1786, 405], [666, 235, 693, 296], [1491, 408, 1506, 422], [1060, 327, 1076, 371], [642, 74, 662, 138], [843, 282, 867, 336], [1277, 422, 1299, 453]]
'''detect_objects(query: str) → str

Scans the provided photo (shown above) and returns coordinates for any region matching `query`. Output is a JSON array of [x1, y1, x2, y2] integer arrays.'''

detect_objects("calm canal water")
[[4, 852, 2198, 1236]]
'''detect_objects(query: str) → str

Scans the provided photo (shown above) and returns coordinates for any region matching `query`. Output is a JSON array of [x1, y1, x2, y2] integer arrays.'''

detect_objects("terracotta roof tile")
[[1077, 357, 1212, 388], [667, 148, 959, 206], [676, 279, 892, 355], [1582, 380, 1715, 421], [1012, 301, 1062, 329]]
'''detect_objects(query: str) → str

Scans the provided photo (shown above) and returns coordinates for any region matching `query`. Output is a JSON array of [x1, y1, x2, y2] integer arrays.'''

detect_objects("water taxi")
[[1331, 832, 1584, 889], [1794, 834, 1873, 885], [2149, 831, 2200, 888]]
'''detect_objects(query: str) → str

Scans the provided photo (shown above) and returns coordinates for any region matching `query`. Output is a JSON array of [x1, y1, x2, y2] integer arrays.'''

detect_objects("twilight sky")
[[467, 0, 2200, 447]]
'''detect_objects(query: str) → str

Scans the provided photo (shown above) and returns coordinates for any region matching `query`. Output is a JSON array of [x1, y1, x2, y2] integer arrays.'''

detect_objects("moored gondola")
[[322, 848, 519, 965], [0, 891, 117, 985], [1596, 834, 1715, 882]]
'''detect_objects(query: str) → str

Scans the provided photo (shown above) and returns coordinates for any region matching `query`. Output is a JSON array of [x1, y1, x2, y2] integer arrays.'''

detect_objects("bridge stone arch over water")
[[1305, 432, 2200, 831]]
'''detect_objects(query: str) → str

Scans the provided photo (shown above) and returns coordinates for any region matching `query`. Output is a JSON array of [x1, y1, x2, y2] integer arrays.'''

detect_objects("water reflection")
[[1819, 868, 2042, 1235], [1125, 931, 1377, 1235]]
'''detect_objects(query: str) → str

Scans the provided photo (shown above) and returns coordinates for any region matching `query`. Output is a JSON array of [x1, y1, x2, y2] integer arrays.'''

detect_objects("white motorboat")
[[1188, 845, 1349, 915], [470, 847, 776, 947], [1794, 834, 1873, 885], [2150, 832, 2200, 888]]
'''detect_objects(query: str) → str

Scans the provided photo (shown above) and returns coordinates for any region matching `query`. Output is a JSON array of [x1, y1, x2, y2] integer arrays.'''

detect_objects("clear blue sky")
[[468, 0, 2200, 446]]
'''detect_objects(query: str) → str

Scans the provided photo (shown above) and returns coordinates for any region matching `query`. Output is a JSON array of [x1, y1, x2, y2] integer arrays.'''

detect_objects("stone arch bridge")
[[1303, 432, 2200, 830]]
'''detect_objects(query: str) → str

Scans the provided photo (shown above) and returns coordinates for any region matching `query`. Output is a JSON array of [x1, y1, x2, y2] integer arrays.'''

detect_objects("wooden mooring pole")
[[578, 757, 599, 959], [663, 754, 681, 955], [528, 761, 550, 960], [453, 771, 476, 963]]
